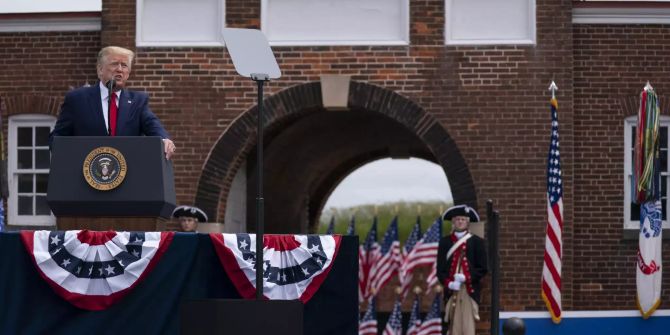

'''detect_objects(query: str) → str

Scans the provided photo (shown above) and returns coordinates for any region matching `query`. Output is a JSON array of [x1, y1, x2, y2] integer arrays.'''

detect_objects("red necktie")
[[110, 92, 118, 136]]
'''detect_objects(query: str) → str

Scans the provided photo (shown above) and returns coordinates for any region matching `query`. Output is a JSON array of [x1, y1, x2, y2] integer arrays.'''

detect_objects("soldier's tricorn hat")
[[172, 205, 208, 222], [442, 204, 480, 222]]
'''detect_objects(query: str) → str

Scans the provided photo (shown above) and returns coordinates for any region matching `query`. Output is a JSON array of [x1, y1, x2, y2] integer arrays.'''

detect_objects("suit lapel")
[[89, 84, 108, 134], [117, 90, 131, 136]]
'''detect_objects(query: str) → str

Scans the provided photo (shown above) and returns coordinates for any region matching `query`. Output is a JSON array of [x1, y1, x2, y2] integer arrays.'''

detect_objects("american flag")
[[404, 217, 422, 256], [359, 217, 379, 301], [405, 217, 443, 293], [406, 294, 422, 335], [417, 294, 442, 335], [368, 216, 401, 296], [382, 298, 403, 335], [399, 218, 422, 297], [347, 215, 356, 236], [326, 215, 335, 234], [359, 298, 378, 335], [541, 97, 563, 324]]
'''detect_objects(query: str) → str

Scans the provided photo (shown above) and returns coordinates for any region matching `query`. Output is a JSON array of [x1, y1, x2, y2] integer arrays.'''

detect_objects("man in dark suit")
[[50, 46, 176, 159], [436, 204, 488, 335]]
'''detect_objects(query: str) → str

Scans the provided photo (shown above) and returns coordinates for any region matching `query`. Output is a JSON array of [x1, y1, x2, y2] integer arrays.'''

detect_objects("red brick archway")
[[195, 81, 476, 232]]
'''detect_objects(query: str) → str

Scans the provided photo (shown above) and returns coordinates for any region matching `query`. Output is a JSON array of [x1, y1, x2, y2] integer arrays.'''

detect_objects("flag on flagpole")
[[541, 96, 563, 324], [404, 217, 422, 258], [406, 294, 422, 335], [634, 83, 661, 203], [326, 215, 336, 234], [347, 215, 356, 236], [637, 201, 662, 318], [358, 298, 378, 335], [400, 218, 422, 297], [411, 217, 443, 293], [359, 217, 379, 302], [368, 216, 401, 296], [382, 298, 403, 335], [634, 85, 662, 318], [417, 294, 442, 335]]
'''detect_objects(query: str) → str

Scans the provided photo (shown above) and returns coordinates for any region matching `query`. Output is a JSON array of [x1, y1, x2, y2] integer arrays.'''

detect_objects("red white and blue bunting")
[[210, 234, 341, 303], [20, 230, 174, 311]]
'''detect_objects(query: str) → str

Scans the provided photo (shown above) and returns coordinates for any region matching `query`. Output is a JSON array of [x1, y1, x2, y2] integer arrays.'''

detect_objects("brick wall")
[[2, 0, 667, 327], [573, 23, 670, 310], [0, 31, 99, 103]]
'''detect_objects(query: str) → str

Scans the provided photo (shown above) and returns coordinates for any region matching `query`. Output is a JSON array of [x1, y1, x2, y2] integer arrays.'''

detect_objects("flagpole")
[[635, 82, 662, 318], [487, 200, 500, 335], [542, 81, 564, 323]]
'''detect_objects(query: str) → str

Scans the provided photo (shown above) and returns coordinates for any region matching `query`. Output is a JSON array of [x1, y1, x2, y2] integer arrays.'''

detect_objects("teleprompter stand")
[[179, 29, 301, 334]]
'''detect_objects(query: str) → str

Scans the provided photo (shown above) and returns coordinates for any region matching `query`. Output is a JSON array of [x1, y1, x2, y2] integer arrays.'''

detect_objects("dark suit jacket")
[[436, 233, 488, 304], [49, 84, 169, 146]]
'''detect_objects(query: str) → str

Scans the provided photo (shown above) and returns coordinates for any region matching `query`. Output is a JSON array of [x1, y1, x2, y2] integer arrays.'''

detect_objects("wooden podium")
[[47, 136, 176, 231]]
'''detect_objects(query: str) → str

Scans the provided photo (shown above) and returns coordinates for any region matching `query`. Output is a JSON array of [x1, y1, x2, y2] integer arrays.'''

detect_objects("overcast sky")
[[0, 0, 100, 13], [323, 157, 452, 209]]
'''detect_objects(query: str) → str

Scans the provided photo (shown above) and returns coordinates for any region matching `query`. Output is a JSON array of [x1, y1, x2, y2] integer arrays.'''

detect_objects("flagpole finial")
[[645, 81, 653, 92], [548, 81, 558, 99]]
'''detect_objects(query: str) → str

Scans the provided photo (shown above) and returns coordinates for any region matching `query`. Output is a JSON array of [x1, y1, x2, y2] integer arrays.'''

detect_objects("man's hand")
[[163, 139, 176, 160], [448, 281, 461, 291], [454, 273, 466, 283]]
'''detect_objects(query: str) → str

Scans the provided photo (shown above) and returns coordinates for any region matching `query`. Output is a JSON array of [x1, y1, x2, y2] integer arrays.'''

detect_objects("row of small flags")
[[326, 214, 443, 302], [325, 214, 444, 334], [359, 294, 442, 335]]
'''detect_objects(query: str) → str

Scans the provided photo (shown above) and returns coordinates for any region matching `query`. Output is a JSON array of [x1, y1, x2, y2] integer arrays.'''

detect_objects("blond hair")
[[97, 46, 135, 68]]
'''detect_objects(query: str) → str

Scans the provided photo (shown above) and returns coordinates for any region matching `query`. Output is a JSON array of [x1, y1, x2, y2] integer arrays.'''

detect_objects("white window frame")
[[445, 0, 536, 45], [260, 0, 410, 46], [573, 5, 670, 25], [136, 0, 226, 47], [8, 114, 57, 226], [623, 115, 670, 230], [0, 15, 101, 33]]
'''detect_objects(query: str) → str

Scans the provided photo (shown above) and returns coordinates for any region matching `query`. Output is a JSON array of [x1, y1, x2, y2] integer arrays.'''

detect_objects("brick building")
[[1, 0, 669, 328]]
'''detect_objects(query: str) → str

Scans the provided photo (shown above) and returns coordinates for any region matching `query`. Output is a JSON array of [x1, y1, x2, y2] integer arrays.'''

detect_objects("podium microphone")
[[106, 79, 115, 135]]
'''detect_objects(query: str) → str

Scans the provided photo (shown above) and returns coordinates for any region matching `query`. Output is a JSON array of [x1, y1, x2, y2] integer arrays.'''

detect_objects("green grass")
[[318, 201, 453, 244]]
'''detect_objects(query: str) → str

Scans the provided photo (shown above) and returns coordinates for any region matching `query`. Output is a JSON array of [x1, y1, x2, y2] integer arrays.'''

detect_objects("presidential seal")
[[82, 147, 127, 191]]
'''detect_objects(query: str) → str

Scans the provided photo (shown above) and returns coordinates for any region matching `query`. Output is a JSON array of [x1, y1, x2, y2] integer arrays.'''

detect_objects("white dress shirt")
[[99, 81, 121, 134]]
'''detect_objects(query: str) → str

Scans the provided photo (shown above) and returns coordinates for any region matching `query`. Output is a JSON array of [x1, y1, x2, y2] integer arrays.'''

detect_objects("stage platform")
[[500, 310, 670, 334], [0, 232, 358, 335]]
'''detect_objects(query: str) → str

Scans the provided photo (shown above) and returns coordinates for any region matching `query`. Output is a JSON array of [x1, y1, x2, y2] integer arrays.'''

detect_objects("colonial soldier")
[[172, 205, 208, 232], [436, 204, 488, 335]]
